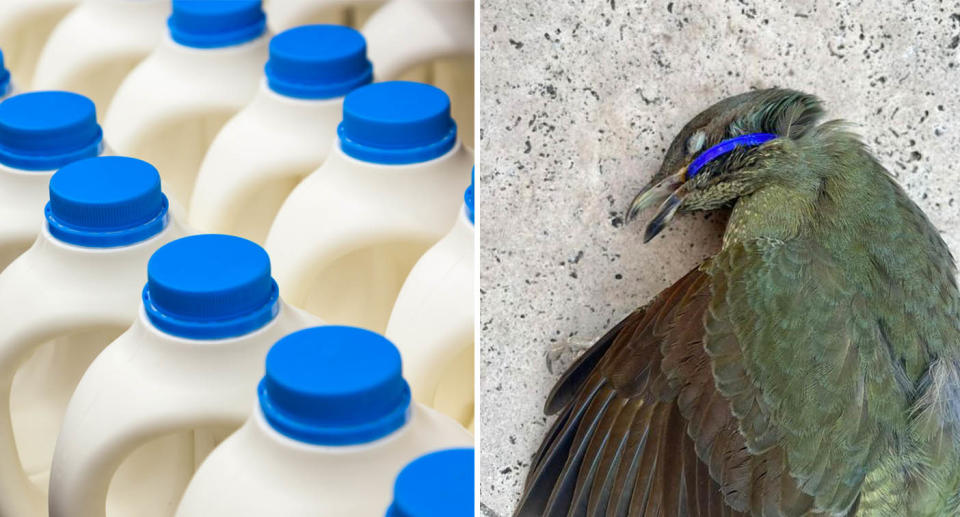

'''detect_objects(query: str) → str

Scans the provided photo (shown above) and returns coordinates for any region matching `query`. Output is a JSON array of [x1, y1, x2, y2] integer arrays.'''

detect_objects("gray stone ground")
[[476, 0, 960, 515]]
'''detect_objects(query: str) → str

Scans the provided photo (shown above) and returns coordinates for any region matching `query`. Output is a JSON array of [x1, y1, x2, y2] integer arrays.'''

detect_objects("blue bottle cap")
[[258, 326, 412, 446], [266, 25, 373, 100], [0, 49, 10, 97], [338, 81, 457, 165], [143, 234, 280, 340], [387, 449, 476, 517], [168, 0, 266, 49], [0, 91, 102, 171], [46, 157, 169, 248], [464, 167, 474, 224]]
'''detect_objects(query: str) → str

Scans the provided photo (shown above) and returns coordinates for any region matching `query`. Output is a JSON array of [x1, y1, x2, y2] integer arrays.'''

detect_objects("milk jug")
[[49, 234, 318, 517], [175, 325, 473, 517], [265, 0, 380, 32], [386, 173, 474, 429], [0, 48, 14, 99], [0, 91, 105, 272], [387, 448, 475, 516], [32, 0, 169, 114], [0, 0, 77, 88], [189, 24, 372, 244], [104, 0, 270, 212], [0, 156, 185, 517], [265, 81, 472, 333], [362, 0, 475, 146]]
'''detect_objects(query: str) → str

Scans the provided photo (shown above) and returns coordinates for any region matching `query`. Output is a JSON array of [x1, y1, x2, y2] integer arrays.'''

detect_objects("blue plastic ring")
[[686, 132, 778, 179], [267, 66, 373, 100], [338, 123, 457, 165], [0, 136, 102, 172], [45, 195, 169, 248], [143, 280, 281, 340], [258, 378, 412, 446]]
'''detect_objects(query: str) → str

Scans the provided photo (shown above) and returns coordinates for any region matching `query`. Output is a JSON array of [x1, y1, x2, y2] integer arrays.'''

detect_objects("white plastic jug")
[[387, 448, 475, 516], [32, 0, 169, 114], [0, 156, 186, 517], [0, 0, 78, 88], [362, 0, 474, 146], [0, 48, 14, 99], [0, 91, 105, 272], [385, 174, 474, 429], [49, 234, 319, 517], [265, 0, 380, 32], [189, 24, 372, 244], [104, 0, 270, 213], [175, 325, 473, 517], [265, 81, 472, 333]]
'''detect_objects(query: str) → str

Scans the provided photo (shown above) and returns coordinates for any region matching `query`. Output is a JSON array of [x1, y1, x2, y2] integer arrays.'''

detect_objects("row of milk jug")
[[0, 0, 474, 146], [6, 2, 476, 415], [0, 4, 474, 517], [0, 5, 475, 423], [0, 92, 475, 515]]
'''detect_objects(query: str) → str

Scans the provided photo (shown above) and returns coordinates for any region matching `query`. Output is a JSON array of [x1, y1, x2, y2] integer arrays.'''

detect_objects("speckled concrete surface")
[[476, 1, 960, 515]]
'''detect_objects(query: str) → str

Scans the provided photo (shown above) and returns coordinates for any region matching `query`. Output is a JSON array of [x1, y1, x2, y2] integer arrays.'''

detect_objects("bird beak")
[[642, 193, 682, 243], [626, 168, 687, 242]]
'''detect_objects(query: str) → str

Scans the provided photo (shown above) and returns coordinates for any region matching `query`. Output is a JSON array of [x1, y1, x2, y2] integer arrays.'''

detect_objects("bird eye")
[[686, 131, 706, 155]]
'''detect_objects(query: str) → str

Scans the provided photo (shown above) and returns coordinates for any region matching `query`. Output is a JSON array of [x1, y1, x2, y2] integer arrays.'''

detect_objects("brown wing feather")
[[514, 266, 825, 517]]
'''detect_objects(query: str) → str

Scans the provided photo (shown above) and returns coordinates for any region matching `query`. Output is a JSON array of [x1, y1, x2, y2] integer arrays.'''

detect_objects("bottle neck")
[[252, 402, 415, 457]]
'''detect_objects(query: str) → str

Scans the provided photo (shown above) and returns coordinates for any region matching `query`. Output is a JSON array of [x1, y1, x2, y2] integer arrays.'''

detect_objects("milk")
[[175, 326, 472, 517], [387, 448, 475, 516], [49, 234, 318, 517], [362, 0, 475, 146], [32, 0, 169, 114], [0, 91, 105, 272], [189, 24, 372, 244], [386, 173, 474, 428], [0, 156, 185, 517], [265, 80, 472, 333], [104, 0, 270, 213], [0, 0, 78, 88]]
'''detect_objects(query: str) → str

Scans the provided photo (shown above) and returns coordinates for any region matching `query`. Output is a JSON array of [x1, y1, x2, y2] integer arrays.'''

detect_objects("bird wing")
[[704, 238, 900, 514], [513, 265, 823, 517]]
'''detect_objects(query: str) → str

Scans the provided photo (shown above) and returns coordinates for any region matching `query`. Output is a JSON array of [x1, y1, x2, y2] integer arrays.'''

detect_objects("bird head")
[[627, 88, 825, 242]]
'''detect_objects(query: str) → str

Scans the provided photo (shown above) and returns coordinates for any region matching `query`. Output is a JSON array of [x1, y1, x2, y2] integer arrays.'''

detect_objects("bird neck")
[[723, 125, 940, 254], [724, 126, 960, 360]]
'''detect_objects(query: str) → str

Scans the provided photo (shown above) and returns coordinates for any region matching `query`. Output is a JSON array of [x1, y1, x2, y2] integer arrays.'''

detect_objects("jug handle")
[[48, 357, 226, 517], [0, 383, 46, 516], [391, 330, 472, 408], [0, 313, 109, 517], [361, 0, 475, 80]]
